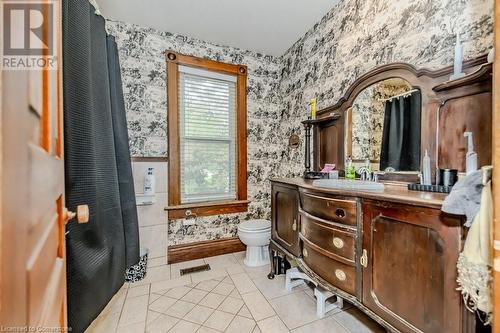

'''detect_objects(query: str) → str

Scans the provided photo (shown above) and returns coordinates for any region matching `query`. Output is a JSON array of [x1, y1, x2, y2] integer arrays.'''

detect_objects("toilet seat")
[[238, 219, 271, 232]]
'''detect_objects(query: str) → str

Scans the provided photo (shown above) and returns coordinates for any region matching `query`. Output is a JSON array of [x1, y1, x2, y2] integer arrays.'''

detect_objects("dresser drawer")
[[300, 212, 355, 264], [301, 241, 356, 295], [300, 192, 357, 226]]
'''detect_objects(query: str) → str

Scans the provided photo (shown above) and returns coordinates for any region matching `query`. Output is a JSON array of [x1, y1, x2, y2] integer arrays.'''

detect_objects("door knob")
[[64, 205, 89, 224]]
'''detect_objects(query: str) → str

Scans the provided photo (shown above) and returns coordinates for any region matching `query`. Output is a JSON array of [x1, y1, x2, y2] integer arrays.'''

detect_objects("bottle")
[[143, 167, 155, 195], [346, 156, 356, 179], [310, 98, 317, 119], [422, 150, 431, 185], [464, 132, 478, 175]]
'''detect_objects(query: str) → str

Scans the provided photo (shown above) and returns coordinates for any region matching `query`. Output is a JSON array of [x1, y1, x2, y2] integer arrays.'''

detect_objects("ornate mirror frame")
[[312, 55, 488, 183]]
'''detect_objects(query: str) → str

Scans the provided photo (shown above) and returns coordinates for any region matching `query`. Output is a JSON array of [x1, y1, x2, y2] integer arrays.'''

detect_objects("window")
[[165, 52, 248, 220]]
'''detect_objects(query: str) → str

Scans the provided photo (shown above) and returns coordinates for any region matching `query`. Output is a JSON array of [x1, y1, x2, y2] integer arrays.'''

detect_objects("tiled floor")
[[85, 252, 386, 333]]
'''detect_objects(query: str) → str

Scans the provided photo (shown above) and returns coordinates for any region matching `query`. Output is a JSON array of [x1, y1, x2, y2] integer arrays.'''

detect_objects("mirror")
[[346, 78, 421, 172]]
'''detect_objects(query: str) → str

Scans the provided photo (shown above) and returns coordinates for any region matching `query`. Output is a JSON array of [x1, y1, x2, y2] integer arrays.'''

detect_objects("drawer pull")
[[360, 249, 368, 268], [302, 248, 308, 258], [332, 237, 344, 249], [335, 208, 346, 218], [335, 269, 347, 281], [292, 219, 297, 231]]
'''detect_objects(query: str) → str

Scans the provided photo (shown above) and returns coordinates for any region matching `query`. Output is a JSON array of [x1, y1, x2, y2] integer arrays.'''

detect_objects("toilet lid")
[[239, 219, 271, 232]]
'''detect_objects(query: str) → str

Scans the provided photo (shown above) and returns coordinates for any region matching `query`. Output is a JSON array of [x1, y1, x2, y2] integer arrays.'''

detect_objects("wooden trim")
[[492, 2, 500, 332], [237, 74, 247, 201], [165, 51, 248, 216], [168, 237, 246, 264], [131, 156, 168, 163], [166, 200, 249, 220], [165, 51, 247, 76], [167, 60, 180, 206]]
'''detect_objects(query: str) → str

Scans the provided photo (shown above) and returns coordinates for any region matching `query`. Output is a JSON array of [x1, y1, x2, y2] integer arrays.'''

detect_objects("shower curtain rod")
[[379, 88, 419, 102]]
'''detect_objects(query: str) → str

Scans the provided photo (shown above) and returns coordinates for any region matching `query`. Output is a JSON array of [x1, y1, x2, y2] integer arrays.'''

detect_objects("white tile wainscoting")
[[86, 252, 385, 333]]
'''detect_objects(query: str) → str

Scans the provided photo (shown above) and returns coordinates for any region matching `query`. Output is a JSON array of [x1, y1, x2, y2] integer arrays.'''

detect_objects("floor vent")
[[180, 264, 211, 276]]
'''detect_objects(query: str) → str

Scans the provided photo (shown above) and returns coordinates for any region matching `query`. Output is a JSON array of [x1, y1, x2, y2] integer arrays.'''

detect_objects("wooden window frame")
[[164, 51, 248, 220]]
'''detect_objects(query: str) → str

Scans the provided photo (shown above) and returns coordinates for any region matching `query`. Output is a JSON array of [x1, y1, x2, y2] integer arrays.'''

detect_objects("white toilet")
[[237, 219, 271, 267]]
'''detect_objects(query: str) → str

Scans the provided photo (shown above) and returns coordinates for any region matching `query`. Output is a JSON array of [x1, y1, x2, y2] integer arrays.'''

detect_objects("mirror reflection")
[[347, 78, 421, 172]]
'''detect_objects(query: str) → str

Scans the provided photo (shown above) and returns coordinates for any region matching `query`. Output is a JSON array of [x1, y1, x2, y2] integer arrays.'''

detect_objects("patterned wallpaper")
[[107, 0, 493, 245], [106, 21, 287, 245]]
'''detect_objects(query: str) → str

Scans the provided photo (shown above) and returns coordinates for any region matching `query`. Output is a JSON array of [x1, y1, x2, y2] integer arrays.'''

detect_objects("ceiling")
[[95, 0, 339, 56]]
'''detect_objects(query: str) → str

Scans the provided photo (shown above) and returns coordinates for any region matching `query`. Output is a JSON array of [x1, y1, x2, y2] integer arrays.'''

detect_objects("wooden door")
[[361, 201, 463, 333], [0, 1, 86, 330], [271, 183, 300, 256]]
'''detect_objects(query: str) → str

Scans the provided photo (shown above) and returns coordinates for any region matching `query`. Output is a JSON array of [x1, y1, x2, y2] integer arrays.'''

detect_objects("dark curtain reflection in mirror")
[[380, 91, 421, 171]]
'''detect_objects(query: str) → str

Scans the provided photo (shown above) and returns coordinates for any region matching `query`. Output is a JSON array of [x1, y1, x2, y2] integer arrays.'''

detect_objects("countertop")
[[270, 178, 449, 210]]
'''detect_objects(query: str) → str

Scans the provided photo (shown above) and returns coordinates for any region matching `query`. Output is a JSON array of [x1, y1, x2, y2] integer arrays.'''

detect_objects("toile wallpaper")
[[106, 0, 493, 245]]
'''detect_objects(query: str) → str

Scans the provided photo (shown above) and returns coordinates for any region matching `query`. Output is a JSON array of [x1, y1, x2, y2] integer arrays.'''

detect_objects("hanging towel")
[[455, 175, 493, 323], [442, 169, 483, 227]]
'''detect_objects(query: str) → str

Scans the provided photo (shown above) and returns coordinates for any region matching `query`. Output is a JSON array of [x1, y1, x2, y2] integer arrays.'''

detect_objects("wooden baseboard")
[[167, 237, 246, 264]]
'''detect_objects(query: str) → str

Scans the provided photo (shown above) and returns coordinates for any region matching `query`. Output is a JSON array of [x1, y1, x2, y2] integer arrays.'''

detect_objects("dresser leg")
[[267, 246, 275, 279]]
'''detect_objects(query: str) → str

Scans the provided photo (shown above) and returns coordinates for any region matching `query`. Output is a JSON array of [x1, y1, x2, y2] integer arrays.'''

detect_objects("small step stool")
[[285, 267, 344, 318]]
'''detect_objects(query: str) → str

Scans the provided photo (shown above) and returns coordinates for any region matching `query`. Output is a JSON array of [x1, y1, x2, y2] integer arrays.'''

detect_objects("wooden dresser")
[[269, 178, 478, 333]]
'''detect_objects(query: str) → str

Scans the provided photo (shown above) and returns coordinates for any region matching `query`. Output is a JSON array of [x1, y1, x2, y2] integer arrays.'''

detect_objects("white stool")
[[314, 285, 344, 318], [285, 267, 344, 318]]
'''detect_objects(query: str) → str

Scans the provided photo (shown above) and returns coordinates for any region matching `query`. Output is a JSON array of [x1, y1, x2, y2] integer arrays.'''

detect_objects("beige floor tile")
[[194, 279, 220, 292], [119, 295, 149, 327], [140, 265, 171, 283], [241, 291, 275, 321], [148, 295, 177, 314], [116, 321, 145, 333], [203, 309, 235, 331], [165, 300, 196, 318], [149, 293, 163, 304], [238, 305, 253, 319], [147, 256, 168, 268], [183, 304, 214, 324], [231, 273, 258, 295], [170, 259, 206, 279], [226, 263, 246, 275], [204, 253, 239, 269], [291, 316, 349, 333], [181, 288, 208, 304], [226, 315, 256, 333], [211, 281, 235, 296], [197, 327, 219, 333], [253, 275, 296, 300], [252, 325, 262, 333], [232, 251, 246, 263], [146, 310, 162, 324], [244, 264, 271, 280], [99, 287, 127, 317], [145, 313, 179, 333], [229, 288, 242, 299], [218, 296, 244, 314], [85, 311, 120, 333], [191, 268, 228, 284], [169, 320, 200, 333], [269, 291, 318, 329], [221, 275, 235, 285], [150, 275, 191, 294], [257, 316, 290, 333], [163, 285, 192, 299], [127, 284, 150, 298], [198, 292, 226, 309], [332, 308, 385, 333]]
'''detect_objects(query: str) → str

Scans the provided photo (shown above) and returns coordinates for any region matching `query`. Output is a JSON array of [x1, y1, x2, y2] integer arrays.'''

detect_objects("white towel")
[[456, 179, 493, 323]]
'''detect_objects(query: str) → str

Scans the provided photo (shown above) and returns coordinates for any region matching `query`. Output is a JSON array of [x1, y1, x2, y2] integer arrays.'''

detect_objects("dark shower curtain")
[[63, 1, 139, 332], [380, 91, 421, 171]]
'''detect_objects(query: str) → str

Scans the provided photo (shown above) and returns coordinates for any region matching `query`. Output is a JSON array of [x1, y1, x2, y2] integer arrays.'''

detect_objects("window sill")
[[165, 200, 249, 220]]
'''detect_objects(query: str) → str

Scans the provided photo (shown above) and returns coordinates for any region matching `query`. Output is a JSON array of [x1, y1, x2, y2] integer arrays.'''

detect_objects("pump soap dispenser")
[[464, 132, 478, 175]]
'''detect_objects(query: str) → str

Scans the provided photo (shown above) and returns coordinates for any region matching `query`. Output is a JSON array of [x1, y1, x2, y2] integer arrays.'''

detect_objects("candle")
[[451, 32, 465, 80]]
